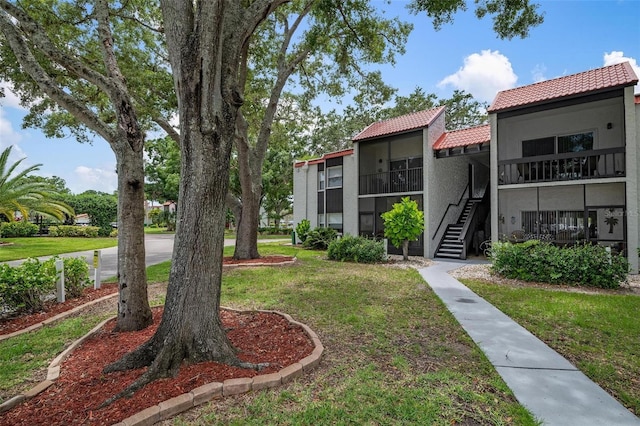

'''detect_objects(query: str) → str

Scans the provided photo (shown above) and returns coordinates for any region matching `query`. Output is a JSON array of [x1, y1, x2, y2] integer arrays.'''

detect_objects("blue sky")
[[0, 0, 638, 194]]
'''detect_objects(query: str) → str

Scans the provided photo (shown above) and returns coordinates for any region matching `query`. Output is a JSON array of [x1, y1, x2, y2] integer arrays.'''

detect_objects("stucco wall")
[[342, 153, 359, 236], [292, 162, 318, 228], [624, 87, 639, 273], [497, 97, 625, 161]]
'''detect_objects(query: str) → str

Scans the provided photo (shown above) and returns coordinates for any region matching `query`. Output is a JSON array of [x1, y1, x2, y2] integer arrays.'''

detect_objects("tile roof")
[[488, 62, 638, 113], [294, 149, 354, 168], [433, 124, 490, 151], [352, 106, 445, 142]]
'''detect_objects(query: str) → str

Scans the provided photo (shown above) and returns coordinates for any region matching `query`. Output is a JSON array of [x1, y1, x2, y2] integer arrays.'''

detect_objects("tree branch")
[[153, 116, 181, 145], [0, 11, 116, 142], [0, 0, 116, 94]]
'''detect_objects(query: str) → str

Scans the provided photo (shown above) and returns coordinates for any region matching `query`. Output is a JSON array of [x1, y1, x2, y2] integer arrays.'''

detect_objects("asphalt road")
[[5, 233, 177, 282], [5, 236, 267, 282]]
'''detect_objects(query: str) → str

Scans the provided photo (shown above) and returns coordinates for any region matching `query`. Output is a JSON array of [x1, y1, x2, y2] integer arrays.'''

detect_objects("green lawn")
[[169, 244, 536, 425], [0, 237, 118, 261], [462, 279, 640, 416], [0, 244, 536, 425], [0, 315, 110, 399], [144, 226, 175, 234]]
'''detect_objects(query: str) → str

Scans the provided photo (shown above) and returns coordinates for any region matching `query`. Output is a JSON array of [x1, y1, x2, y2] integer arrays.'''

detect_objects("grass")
[[462, 278, 640, 416], [0, 314, 111, 401], [144, 226, 175, 234], [169, 244, 536, 425], [0, 243, 536, 424], [0, 237, 118, 261]]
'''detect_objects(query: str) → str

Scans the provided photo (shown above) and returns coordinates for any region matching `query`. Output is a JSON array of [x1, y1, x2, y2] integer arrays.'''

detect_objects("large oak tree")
[[0, 0, 172, 331], [99, 0, 542, 400]]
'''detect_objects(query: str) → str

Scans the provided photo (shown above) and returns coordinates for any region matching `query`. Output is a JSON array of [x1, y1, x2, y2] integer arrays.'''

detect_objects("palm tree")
[[604, 208, 619, 234], [0, 146, 74, 222]]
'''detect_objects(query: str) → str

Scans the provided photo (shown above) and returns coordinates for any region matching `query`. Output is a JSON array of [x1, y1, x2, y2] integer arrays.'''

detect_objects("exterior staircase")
[[434, 199, 480, 259]]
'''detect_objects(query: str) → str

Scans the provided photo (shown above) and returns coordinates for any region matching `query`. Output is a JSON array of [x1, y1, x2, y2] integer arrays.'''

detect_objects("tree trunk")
[[402, 240, 409, 261], [233, 188, 261, 259], [113, 140, 152, 332], [103, 1, 258, 396]]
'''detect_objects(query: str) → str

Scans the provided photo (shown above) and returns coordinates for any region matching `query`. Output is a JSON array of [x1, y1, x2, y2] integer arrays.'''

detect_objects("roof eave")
[[489, 82, 638, 114]]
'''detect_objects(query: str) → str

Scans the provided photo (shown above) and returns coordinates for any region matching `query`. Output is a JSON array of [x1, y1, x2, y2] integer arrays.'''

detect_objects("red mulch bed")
[[0, 255, 309, 425], [1, 306, 314, 425], [223, 255, 294, 265], [0, 256, 295, 336], [0, 283, 119, 336]]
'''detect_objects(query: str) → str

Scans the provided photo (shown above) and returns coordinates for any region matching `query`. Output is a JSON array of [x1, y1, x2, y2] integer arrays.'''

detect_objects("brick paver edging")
[[0, 308, 324, 426], [0, 292, 119, 342], [222, 257, 297, 270]]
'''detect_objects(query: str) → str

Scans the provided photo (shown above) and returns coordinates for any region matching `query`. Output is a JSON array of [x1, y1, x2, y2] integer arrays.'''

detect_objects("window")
[[558, 132, 594, 153], [522, 132, 595, 157], [318, 170, 325, 190], [327, 166, 343, 188], [327, 213, 343, 231], [522, 137, 555, 157], [317, 213, 325, 227], [521, 210, 585, 241]]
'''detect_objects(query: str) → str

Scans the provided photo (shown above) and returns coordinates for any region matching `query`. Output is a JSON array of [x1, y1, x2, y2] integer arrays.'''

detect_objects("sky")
[[0, 0, 639, 195]]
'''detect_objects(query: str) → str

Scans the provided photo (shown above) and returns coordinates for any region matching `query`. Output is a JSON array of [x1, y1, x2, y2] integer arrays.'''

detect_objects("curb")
[[0, 307, 323, 425], [0, 316, 113, 413], [0, 292, 119, 342], [222, 257, 297, 270]]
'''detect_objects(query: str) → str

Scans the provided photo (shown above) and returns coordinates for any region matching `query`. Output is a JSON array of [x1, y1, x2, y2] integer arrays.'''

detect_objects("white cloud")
[[71, 165, 117, 194], [0, 108, 22, 151], [438, 50, 518, 103], [531, 64, 547, 83], [0, 80, 23, 110], [603, 51, 640, 93], [0, 109, 30, 171]]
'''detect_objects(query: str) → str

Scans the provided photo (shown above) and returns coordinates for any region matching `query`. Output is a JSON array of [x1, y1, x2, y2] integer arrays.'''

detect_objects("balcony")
[[498, 148, 625, 185], [359, 167, 423, 195]]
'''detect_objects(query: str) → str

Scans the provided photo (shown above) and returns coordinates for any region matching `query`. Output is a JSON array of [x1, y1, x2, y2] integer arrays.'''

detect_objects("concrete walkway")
[[419, 260, 640, 426]]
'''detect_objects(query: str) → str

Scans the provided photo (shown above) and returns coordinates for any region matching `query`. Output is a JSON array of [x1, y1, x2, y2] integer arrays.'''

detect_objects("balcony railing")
[[359, 168, 423, 195], [498, 148, 625, 185]]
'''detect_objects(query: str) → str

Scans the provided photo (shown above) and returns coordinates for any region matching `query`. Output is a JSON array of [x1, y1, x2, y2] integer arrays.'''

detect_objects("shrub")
[[48, 225, 100, 238], [491, 241, 628, 289], [0, 221, 39, 238], [258, 226, 290, 235], [110, 229, 118, 238], [60, 257, 91, 298], [0, 258, 56, 313], [302, 227, 337, 250], [328, 235, 385, 263], [295, 219, 311, 243]]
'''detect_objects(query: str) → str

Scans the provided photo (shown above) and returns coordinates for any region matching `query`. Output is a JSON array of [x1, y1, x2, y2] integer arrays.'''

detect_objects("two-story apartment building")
[[489, 62, 639, 272], [293, 62, 639, 271]]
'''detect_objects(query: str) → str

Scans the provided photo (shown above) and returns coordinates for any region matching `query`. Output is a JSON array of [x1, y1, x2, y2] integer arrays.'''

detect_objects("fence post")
[[55, 259, 65, 303], [93, 250, 102, 289]]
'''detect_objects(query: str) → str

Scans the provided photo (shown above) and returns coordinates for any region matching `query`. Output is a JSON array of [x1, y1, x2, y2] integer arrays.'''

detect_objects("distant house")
[[144, 200, 163, 225], [75, 213, 91, 226], [163, 201, 177, 214], [293, 62, 639, 272]]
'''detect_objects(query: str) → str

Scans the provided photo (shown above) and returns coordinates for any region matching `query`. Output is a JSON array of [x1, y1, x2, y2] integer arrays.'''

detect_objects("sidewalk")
[[419, 260, 640, 426]]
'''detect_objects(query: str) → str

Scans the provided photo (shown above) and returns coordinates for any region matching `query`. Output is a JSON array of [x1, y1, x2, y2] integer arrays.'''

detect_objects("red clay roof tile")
[[352, 106, 445, 141], [489, 62, 638, 113], [433, 124, 490, 150]]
